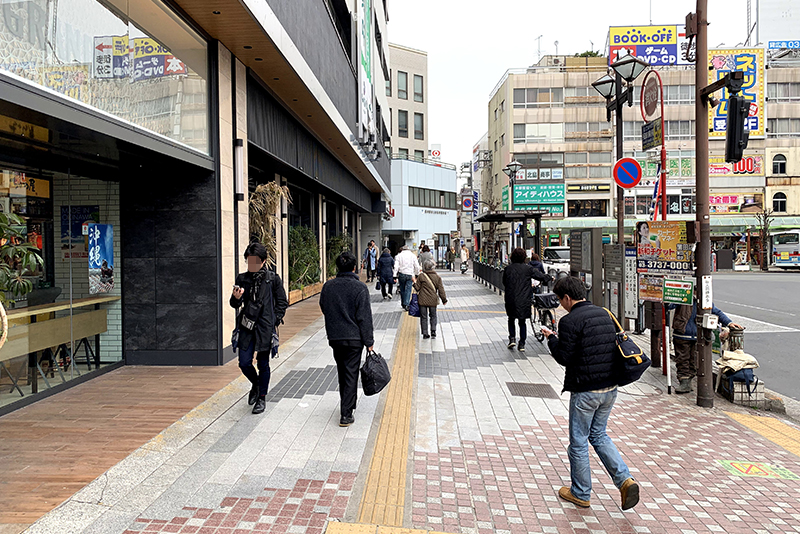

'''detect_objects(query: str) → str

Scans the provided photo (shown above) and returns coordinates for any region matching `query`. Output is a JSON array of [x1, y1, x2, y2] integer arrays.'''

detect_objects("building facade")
[[0, 0, 392, 412], [386, 43, 428, 160], [481, 54, 800, 256]]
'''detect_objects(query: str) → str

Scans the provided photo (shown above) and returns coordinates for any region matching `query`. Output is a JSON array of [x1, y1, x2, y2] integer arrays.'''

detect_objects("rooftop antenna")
[[746, 0, 752, 45], [650, 0, 653, 25], [590, 40, 594, 54], [555, 40, 559, 56], [535, 35, 543, 61]]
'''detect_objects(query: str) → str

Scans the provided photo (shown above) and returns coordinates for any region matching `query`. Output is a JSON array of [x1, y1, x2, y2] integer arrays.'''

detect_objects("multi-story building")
[[0, 0, 392, 412], [481, 54, 800, 255], [386, 43, 429, 159]]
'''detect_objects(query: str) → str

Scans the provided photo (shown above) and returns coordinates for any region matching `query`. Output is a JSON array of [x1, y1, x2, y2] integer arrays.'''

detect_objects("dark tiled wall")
[[121, 170, 220, 365]]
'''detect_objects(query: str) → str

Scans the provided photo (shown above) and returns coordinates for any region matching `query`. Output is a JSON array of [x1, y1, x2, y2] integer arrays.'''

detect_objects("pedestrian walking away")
[[669, 299, 742, 394], [362, 240, 377, 283], [418, 245, 434, 269], [377, 247, 395, 300], [446, 246, 457, 272], [319, 251, 375, 427], [393, 245, 421, 310], [502, 247, 552, 352], [460, 245, 470, 271], [542, 276, 640, 511], [230, 242, 288, 415], [413, 259, 448, 339]]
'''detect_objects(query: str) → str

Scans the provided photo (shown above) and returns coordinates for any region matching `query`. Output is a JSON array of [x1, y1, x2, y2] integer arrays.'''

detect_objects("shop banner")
[[501, 186, 509, 210], [93, 36, 130, 79], [709, 192, 763, 214], [514, 183, 565, 205], [708, 48, 766, 138], [662, 278, 694, 305], [132, 38, 187, 82], [624, 247, 639, 318], [61, 205, 99, 261], [638, 273, 664, 302], [609, 25, 680, 66], [43, 65, 91, 104], [515, 204, 565, 215], [636, 220, 695, 275], [642, 119, 663, 151], [88, 224, 114, 294], [709, 154, 764, 177]]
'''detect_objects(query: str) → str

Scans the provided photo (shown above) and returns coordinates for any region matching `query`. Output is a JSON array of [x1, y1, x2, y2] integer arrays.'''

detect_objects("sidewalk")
[[16, 272, 800, 534]]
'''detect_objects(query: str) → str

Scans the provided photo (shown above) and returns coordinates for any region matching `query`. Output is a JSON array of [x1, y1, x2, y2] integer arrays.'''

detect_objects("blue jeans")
[[398, 273, 413, 307], [568, 389, 631, 501], [238, 340, 271, 397]]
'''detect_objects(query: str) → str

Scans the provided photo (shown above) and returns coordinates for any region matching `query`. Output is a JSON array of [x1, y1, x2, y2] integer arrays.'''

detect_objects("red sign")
[[613, 158, 643, 189], [641, 73, 660, 121], [431, 150, 441, 158]]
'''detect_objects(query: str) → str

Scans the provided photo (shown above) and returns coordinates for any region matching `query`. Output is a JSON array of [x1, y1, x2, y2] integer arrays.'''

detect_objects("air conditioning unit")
[[403, 231, 414, 240]]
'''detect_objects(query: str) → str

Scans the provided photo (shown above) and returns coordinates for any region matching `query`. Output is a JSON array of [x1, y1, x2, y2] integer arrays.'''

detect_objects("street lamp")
[[592, 53, 649, 244], [503, 160, 523, 248]]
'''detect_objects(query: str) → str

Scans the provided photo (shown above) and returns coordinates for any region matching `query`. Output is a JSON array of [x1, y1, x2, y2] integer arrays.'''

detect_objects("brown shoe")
[[620, 478, 640, 510], [558, 486, 590, 508]]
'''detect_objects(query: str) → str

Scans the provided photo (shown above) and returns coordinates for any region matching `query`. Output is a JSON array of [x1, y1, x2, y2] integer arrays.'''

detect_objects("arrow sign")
[[96, 43, 112, 52], [613, 158, 643, 189]]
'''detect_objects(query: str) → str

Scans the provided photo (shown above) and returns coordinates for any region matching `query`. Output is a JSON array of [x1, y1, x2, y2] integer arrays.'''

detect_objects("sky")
[[388, 0, 752, 167]]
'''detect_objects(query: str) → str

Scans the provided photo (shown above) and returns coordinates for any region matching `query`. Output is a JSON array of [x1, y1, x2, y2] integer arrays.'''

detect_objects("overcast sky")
[[388, 0, 752, 166]]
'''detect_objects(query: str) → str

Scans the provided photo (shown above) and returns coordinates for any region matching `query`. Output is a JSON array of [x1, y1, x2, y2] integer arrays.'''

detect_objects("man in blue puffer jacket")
[[669, 300, 743, 394]]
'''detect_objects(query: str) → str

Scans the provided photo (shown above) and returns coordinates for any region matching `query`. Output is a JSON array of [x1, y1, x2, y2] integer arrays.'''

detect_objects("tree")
[[755, 208, 774, 271], [249, 182, 292, 268], [574, 51, 601, 57]]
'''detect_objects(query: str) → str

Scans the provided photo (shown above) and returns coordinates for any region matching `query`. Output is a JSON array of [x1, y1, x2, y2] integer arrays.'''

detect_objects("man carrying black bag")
[[320, 251, 374, 427]]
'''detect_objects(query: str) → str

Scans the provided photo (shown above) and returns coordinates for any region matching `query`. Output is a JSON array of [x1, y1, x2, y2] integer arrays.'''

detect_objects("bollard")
[[728, 326, 745, 351]]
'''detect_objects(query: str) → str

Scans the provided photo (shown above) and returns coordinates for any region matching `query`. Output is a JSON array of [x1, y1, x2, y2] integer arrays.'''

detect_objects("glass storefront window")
[[0, 167, 121, 409], [0, 0, 209, 153]]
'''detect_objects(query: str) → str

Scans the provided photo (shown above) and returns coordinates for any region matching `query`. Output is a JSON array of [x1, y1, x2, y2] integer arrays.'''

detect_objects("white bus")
[[772, 230, 800, 269]]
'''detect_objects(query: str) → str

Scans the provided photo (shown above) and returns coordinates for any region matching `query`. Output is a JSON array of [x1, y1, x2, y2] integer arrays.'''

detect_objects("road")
[[712, 272, 800, 401]]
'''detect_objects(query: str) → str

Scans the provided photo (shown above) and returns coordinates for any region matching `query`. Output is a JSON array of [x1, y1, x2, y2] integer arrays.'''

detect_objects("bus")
[[772, 230, 800, 269]]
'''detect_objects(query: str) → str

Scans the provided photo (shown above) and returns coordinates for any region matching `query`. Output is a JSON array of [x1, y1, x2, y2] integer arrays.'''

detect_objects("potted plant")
[[288, 225, 321, 302], [249, 182, 292, 268], [0, 213, 44, 347], [326, 232, 353, 279]]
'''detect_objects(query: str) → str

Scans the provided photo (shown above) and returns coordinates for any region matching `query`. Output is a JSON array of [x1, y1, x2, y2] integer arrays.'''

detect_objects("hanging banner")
[[708, 48, 766, 139], [88, 224, 115, 294], [132, 38, 187, 82], [61, 206, 99, 260], [357, 0, 375, 142]]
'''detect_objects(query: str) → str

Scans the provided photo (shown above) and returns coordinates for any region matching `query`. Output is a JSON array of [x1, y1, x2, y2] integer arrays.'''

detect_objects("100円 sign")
[[636, 220, 695, 275]]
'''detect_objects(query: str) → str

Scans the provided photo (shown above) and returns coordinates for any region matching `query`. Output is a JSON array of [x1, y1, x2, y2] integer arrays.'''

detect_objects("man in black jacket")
[[542, 276, 640, 511], [502, 248, 552, 352], [320, 251, 375, 427]]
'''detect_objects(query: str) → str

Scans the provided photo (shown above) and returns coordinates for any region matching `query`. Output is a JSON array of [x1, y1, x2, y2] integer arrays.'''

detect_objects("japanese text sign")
[[513, 183, 565, 206], [708, 48, 766, 138], [636, 220, 695, 275], [88, 224, 114, 294]]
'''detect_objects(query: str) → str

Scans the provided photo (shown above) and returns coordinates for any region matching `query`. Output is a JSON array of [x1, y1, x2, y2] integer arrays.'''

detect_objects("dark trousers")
[[381, 281, 394, 298], [365, 264, 374, 281], [331, 343, 363, 417], [673, 338, 697, 380], [420, 306, 438, 336], [238, 340, 271, 397], [508, 316, 527, 343]]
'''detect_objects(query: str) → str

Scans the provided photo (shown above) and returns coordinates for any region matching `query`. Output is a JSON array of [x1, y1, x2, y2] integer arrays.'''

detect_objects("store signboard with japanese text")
[[639, 274, 664, 302], [513, 183, 565, 205], [61, 206, 99, 261], [515, 204, 565, 216], [709, 155, 764, 177], [501, 186, 509, 210], [93, 36, 130, 79], [133, 38, 187, 82], [642, 120, 663, 151], [709, 192, 763, 214], [708, 48, 765, 138], [608, 25, 693, 66], [662, 278, 694, 305], [88, 224, 114, 294], [636, 220, 695, 276], [624, 248, 639, 318]]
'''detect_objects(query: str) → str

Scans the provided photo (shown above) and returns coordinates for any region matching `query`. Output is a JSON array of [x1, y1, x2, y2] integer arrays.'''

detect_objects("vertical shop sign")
[[88, 224, 114, 294], [708, 48, 765, 138], [357, 0, 375, 142], [61, 206, 99, 260]]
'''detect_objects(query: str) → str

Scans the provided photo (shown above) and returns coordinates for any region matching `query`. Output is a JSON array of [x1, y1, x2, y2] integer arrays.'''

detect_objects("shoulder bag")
[[604, 308, 650, 386]]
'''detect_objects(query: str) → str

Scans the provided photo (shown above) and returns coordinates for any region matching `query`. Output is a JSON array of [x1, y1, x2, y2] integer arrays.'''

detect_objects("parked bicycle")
[[531, 290, 560, 343]]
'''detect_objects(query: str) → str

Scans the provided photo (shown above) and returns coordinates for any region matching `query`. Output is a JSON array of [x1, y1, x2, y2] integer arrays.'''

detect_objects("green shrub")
[[326, 233, 354, 279], [288, 226, 321, 290]]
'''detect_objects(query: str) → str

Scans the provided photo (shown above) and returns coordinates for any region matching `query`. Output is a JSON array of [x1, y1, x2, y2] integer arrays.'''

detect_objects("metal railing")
[[472, 261, 505, 293], [390, 153, 457, 170]]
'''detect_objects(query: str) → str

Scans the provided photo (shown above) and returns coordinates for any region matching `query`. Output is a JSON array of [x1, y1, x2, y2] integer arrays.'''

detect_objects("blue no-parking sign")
[[613, 158, 643, 189]]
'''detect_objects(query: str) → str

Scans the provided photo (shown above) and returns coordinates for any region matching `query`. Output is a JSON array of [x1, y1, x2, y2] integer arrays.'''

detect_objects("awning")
[[540, 216, 800, 232], [474, 210, 548, 223]]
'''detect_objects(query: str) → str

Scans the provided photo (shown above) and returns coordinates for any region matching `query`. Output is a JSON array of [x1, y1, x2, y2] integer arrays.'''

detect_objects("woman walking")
[[230, 242, 288, 414], [418, 244, 434, 268], [460, 245, 470, 270], [446, 246, 457, 272], [502, 247, 552, 352], [413, 259, 448, 339], [377, 248, 395, 300]]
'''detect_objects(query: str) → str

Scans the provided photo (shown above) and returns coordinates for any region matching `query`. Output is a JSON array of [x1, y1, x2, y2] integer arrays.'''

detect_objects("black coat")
[[229, 268, 288, 352], [530, 260, 545, 274], [547, 301, 619, 393], [377, 252, 395, 284], [319, 272, 374, 347], [502, 263, 552, 319]]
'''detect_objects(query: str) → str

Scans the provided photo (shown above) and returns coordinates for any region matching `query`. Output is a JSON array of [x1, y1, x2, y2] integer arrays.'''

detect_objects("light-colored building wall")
[[387, 44, 429, 158]]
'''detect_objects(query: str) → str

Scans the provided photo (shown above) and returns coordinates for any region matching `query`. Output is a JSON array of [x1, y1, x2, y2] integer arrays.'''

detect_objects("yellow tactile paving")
[[326, 523, 455, 534], [727, 411, 800, 457], [357, 313, 417, 526]]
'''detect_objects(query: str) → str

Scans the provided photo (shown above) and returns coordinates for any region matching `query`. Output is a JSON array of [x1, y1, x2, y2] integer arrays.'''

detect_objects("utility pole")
[[615, 71, 625, 245], [693, 0, 714, 408]]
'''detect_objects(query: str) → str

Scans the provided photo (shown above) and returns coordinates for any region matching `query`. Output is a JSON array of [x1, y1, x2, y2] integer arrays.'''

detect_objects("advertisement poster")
[[88, 224, 114, 294], [93, 36, 130, 79], [638, 273, 664, 302], [662, 278, 694, 305], [501, 186, 509, 210], [709, 192, 763, 214], [624, 247, 639, 319], [132, 38, 187, 82], [42, 65, 92, 104], [609, 25, 681, 66], [636, 220, 694, 275], [61, 206, 99, 260], [708, 48, 765, 138]]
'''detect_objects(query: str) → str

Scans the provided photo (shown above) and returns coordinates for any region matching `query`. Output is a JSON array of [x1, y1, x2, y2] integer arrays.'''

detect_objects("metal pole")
[[615, 72, 625, 245], [695, 0, 714, 408]]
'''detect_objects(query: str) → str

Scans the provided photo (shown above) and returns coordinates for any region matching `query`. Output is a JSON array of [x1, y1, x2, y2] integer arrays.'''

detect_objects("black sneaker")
[[507, 337, 516, 349], [339, 415, 355, 427], [518, 342, 526, 353], [423, 334, 430, 339], [431, 332, 437, 338], [248, 384, 259, 406], [252, 397, 266, 414]]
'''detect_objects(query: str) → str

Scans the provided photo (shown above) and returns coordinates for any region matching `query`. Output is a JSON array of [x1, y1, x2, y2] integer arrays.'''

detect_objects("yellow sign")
[[0, 115, 48, 143], [708, 48, 766, 138], [608, 25, 682, 66], [42, 65, 92, 104], [2, 171, 50, 199]]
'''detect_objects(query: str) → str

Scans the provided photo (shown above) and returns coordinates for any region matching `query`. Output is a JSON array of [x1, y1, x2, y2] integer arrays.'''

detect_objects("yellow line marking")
[[726, 411, 800, 458], [358, 313, 417, 526], [326, 524, 457, 534], [442, 309, 505, 314]]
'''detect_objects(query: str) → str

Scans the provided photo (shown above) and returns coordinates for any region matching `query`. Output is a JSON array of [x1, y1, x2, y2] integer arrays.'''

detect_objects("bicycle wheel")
[[533, 308, 545, 342]]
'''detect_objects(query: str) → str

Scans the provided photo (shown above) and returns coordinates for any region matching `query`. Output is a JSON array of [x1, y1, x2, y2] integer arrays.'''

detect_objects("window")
[[589, 167, 610, 178], [398, 110, 408, 138], [500, 100, 505, 112], [414, 113, 424, 140], [773, 154, 787, 174], [415, 150, 425, 161], [511, 87, 564, 108], [665, 120, 695, 140], [568, 199, 607, 217], [385, 73, 392, 97], [409, 186, 457, 210], [663, 85, 695, 105], [775, 232, 799, 245], [773, 192, 788, 212], [566, 153, 587, 164], [768, 82, 800, 102], [494, 140, 498, 152], [398, 148, 408, 158], [512, 123, 565, 144], [513, 124, 525, 143], [589, 152, 612, 163], [500, 134, 505, 147], [494, 108, 498, 120], [414, 74, 423, 102], [398, 71, 408, 99], [768, 118, 800, 136]]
